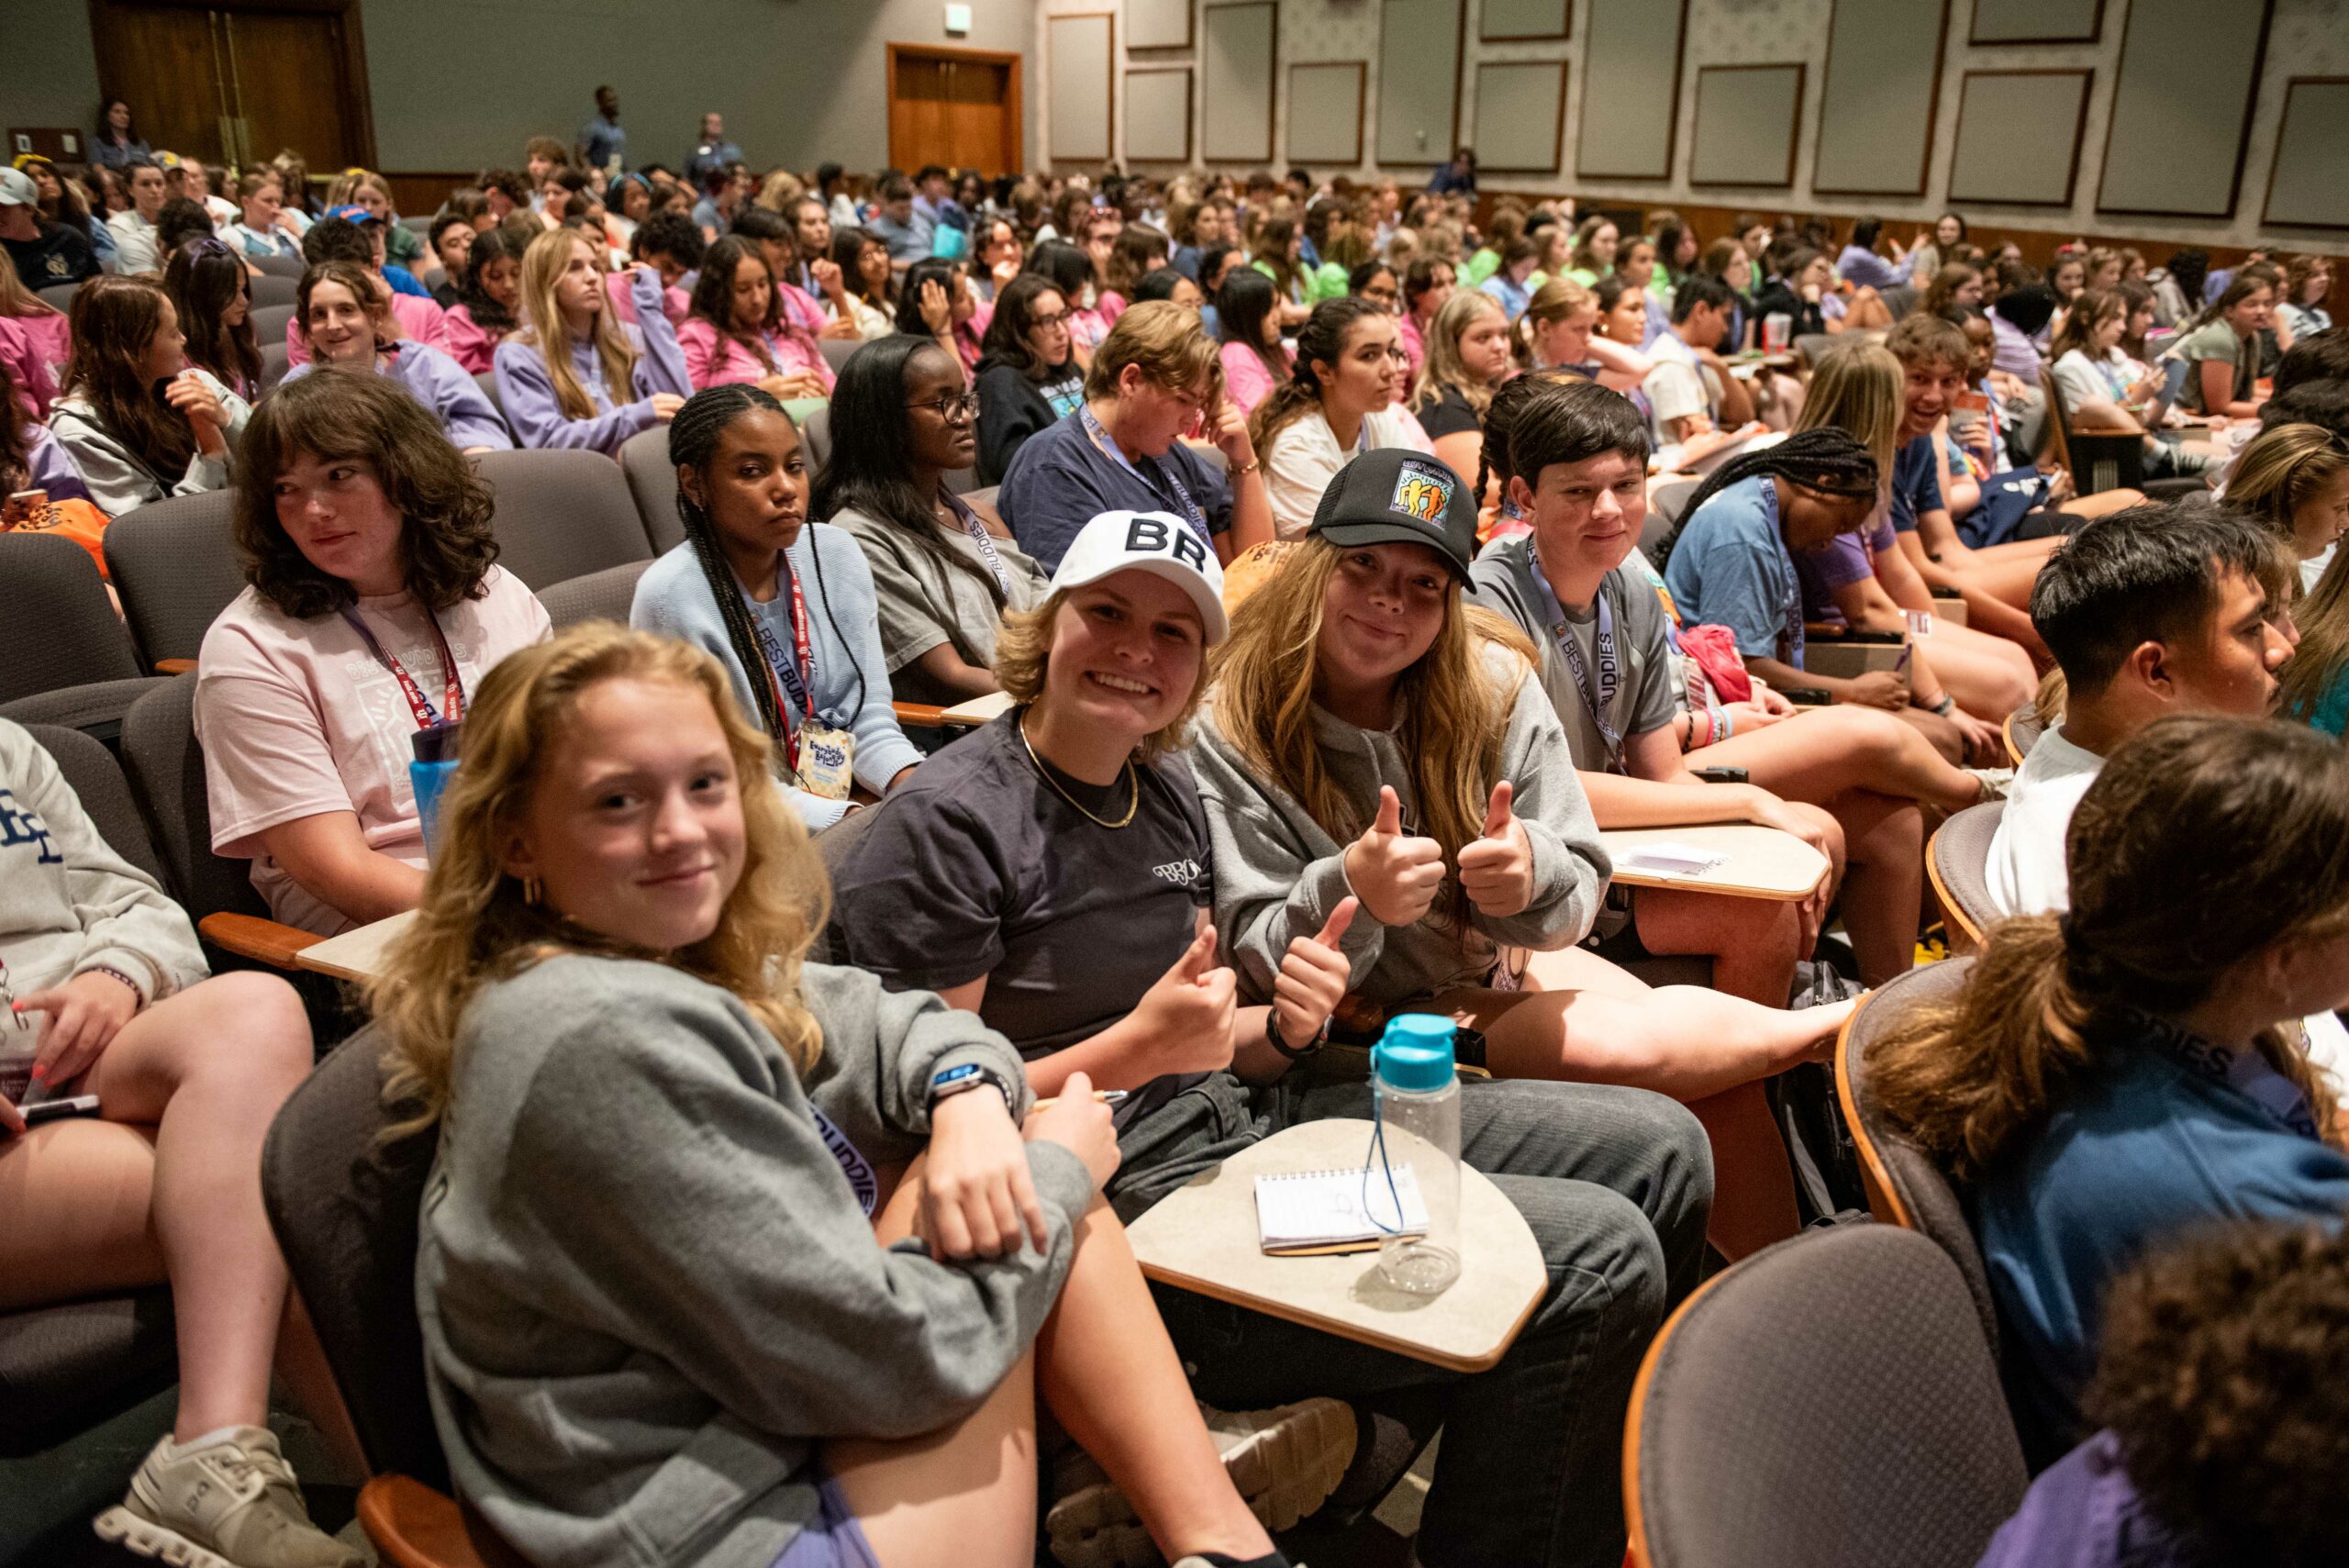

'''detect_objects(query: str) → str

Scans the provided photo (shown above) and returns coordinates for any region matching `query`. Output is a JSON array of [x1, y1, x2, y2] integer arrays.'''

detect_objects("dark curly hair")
[[234, 371, 500, 619], [2087, 1221, 2349, 1568]]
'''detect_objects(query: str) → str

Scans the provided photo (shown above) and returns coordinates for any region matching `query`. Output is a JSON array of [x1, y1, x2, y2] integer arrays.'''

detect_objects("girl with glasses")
[[974, 272, 1085, 485]]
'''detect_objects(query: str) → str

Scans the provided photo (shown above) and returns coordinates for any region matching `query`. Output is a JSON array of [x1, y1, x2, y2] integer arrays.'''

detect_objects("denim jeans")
[[1145, 1074, 1713, 1568]]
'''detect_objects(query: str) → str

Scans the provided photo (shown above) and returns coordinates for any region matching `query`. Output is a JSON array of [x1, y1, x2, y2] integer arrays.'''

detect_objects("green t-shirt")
[[1309, 261, 1351, 303], [1463, 249, 1501, 287], [2173, 318, 2251, 414]]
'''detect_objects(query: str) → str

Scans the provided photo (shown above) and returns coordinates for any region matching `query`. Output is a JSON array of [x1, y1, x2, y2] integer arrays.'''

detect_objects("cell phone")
[[1781, 687, 1833, 706], [1692, 767, 1750, 784], [20, 1094, 100, 1125]]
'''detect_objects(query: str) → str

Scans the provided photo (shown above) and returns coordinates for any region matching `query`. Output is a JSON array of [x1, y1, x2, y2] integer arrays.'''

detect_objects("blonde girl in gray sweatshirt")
[[1190, 451, 1854, 1259], [373, 624, 1290, 1568], [0, 719, 352, 1568]]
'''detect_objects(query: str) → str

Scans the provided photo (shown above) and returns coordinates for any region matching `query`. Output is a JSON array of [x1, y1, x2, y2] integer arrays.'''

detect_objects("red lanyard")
[[339, 606, 462, 730], [746, 565, 817, 768]]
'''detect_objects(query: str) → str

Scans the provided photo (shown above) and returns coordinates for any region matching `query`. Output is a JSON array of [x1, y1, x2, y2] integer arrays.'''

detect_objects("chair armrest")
[[358, 1473, 530, 1568], [891, 701, 949, 728], [154, 659, 196, 675], [197, 912, 323, 969]]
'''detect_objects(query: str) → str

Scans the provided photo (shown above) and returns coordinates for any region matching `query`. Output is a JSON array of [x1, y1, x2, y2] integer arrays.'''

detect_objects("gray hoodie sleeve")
[[796, 960, 1037, 1165], [469, 960, 1094, 1442], [1188, 725, 1389, 1006], [1470, 670, 1611, 951]]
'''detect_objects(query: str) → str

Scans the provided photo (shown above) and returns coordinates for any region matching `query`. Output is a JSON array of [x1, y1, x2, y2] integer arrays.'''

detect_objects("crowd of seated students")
[[15, 104, 2349, 1568]]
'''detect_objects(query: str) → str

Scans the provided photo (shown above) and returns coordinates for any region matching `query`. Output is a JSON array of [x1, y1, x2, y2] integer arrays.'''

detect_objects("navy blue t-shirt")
[[1888, 435, 1943, 535], [996, 410, 1234, 572]]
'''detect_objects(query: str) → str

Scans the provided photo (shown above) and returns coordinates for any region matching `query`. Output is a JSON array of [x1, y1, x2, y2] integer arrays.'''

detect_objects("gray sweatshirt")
[[1186, 647, 1610, 1008], [417, 952, 1096, 1568], [0, 718, 207, 1010], [46, 368, 251, 517]]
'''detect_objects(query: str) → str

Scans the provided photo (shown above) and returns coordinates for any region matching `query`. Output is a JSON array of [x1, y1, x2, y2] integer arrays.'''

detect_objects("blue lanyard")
[[1526, 548, 1623, 771], [2121, 1006, 2322, 1141], [1080, 404, 1209, 541]]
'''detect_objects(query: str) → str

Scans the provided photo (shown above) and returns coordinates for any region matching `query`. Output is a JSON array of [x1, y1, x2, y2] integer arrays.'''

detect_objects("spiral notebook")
[[1254, 1165, 1429, 1256]]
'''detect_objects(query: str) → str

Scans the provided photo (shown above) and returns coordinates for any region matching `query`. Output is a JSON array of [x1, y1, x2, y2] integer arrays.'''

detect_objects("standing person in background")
[[681, 111, 740, 189], [0, 168, 100, 289], [90, 98, 150, 171], [576, 84, 626, 174]]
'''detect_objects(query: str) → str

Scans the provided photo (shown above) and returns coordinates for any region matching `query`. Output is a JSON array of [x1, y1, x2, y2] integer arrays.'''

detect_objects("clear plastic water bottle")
[[1371, 1015, 1463, 1296]]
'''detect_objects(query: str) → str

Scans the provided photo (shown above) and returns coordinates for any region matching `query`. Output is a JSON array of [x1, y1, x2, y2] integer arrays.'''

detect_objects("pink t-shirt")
[[0, 312, 71, 417], [441, 304, 505, 375], [1219, 339, 1288, 414], [286, 294, 451, 368], [675, 317, 836, 392], [607, 272, 692, 328], [194, 567, 551, 935]]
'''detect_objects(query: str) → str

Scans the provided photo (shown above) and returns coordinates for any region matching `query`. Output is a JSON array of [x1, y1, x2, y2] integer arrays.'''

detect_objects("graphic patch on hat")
[[1388, 461, 1455, 528]]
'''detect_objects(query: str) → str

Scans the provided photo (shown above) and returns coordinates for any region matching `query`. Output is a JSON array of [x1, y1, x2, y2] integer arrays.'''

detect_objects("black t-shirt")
[[1750, 281, 1823, 340], [1416, 383, 1483, 441], [831, 712, 1213, 1066], [3, 223, 100, 289]]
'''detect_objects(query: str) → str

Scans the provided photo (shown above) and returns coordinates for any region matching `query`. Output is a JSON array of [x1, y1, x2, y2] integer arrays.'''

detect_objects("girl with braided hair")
[[1252, 295, 1433, 538], [629, 385, 922, 829], [1867, 715, 2349, 1459]]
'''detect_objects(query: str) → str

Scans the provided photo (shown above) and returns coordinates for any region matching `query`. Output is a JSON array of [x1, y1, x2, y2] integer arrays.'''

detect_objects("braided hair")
[[1650, 427, 1880, 573], [669, 384, 801, 747]]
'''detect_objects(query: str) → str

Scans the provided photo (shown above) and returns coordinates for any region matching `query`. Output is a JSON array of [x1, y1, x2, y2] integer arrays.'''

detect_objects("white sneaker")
[[94, 1425, 363, 1568], [1047, 1398, 1356, 1568]]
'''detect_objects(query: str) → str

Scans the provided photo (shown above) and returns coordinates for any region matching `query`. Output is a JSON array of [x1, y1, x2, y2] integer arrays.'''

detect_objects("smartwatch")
[[1267, 1006, 1329, 1061], [928, 1063, 1016, 1115]]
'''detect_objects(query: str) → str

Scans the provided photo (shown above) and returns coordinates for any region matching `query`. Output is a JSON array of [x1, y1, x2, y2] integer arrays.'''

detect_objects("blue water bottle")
[[1370, 1015, 1464, 1296], [408, 722, 462, 860]]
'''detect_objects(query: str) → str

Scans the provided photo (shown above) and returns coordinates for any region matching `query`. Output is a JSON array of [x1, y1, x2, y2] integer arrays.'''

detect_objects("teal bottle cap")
[[1374, 1015, 1457, 1092]]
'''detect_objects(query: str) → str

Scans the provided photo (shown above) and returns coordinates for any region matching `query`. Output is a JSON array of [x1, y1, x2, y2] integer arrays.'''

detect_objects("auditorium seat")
[[539, 559, 652, 628], [259, 339, 292, 395], [618, 425, 685, 553], [37, 281, 79, 313], [0, 533, 147, 724], [250, 302, 297, 349], [104, 488, 247, 670], [818, 336, 857, 373], [248, 273, 299, 309], [797, 400, 832, 472], [1832, 959, 2002, 1352], [251, 252, 306, 281], [1625, 1224, 2025, 1568], [1926, 802, 2006, 954], [470, 449, 654, 591]]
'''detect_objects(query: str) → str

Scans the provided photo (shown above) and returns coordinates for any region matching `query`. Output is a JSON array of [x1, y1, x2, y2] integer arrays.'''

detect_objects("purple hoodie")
[[283, 341, 513, 452], [493, 268, 692, 454]]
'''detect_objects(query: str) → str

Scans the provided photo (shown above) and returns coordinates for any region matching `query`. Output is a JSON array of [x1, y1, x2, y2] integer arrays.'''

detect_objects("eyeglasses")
[[1030, 310, 1070, 328], [907, 390, 983, 423]]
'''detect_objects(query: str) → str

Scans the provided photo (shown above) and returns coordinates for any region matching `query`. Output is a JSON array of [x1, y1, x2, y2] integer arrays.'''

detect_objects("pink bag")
[[1677, 623, 1753, 705]]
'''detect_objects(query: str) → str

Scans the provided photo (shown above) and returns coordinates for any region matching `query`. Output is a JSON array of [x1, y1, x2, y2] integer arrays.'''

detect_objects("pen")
[[1030, 1090, 1130, 1111]]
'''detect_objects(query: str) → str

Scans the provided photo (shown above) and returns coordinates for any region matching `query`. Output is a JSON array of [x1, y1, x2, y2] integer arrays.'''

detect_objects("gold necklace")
[[1019, 713, 1140, 828]]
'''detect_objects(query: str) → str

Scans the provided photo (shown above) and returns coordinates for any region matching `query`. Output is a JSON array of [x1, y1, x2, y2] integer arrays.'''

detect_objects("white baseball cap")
[[1051, 509, 1229, 644], [0, 169, 36, 208]]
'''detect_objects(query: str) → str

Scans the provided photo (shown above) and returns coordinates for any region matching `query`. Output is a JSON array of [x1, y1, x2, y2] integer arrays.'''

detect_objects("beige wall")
[[1039, 0, 2349, 256]]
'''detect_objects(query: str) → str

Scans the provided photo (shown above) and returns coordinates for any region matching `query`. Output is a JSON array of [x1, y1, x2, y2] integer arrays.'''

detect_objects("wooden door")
[[888, 46, 1022, 175], [88, 1, 373, 173], [221, 9, 363, 171]]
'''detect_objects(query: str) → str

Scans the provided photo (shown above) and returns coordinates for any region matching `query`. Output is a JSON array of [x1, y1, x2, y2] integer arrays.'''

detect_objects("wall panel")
[[1288, 61, 1366, 166], [1575, 0, 1686, 182], [1376, 0, 1464, 167], [1947, 70, 2092, 207], [1125, 67, 1193, 161], [2264, 77, 2349, 231], [1812, 0, 1947, 196], [2097, 0, 2274, 218], [1690, 64, 1804, 189], [1048, 12, 1115, 162], [1202, 3, 1277, 162], [1473, 61, 1566, 174]]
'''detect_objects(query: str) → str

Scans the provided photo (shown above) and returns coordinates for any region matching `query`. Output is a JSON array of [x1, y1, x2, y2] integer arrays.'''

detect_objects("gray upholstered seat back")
[[1631, 1224, 2026, 1568], [1932, 801, 2007, 950]]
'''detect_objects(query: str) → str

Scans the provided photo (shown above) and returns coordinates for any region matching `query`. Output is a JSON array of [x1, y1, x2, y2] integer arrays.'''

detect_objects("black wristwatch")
[[928, 1063, 1016, 1115], [1267, 1006, 1329, 1061]]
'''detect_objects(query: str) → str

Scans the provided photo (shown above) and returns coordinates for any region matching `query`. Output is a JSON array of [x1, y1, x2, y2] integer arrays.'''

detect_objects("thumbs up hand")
[[1343, 786, 1447, 928], [1273, 897, 1358, 1052], [1457, 782, 1535, 917], [1129, 922, 1239, 1073]]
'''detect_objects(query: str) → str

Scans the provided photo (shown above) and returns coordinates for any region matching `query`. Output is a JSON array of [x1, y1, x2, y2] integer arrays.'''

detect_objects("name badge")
[[794, 724, 857, 800]]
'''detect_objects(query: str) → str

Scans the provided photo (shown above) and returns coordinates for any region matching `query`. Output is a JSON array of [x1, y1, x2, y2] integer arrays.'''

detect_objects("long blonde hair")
[[1866, 714, 2349, 1183], [1797, 339, 1905, 477], [373, 625, 826, 1138], [2229, 423, 2349, 550], [1408, 289, 1507, 421], [516, 227, 640, 419], [1208, 537, 1535, 929]]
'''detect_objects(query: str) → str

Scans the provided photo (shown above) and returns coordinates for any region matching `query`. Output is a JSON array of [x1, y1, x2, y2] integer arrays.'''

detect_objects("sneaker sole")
[[1046, 1398, 1359, 1568], [95, 1505, 239, 1568]]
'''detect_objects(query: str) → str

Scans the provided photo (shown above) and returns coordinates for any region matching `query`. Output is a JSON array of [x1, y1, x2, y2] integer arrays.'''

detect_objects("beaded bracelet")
[[80, 965, 145, 1008]]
